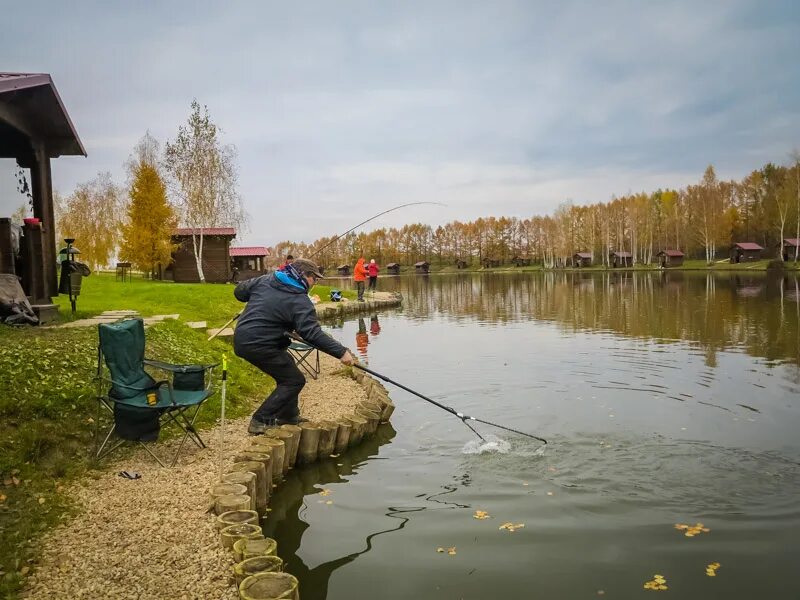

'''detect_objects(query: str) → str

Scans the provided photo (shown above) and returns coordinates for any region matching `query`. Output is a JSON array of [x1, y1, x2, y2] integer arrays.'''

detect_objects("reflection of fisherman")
[[369, 314, 381, 336], [356, 317, 369, 357]]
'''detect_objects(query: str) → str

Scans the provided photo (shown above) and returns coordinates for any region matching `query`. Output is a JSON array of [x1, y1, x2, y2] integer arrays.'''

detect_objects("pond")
[[266, 271, 800, 599]]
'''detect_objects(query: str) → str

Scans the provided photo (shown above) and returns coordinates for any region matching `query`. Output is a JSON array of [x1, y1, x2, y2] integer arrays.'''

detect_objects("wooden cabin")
[[573, 252, 592, 268], [609, 251, 633, 268], [455, 259, 468, 269], [386, 262, 400, 274], [780, 238, 799, 261], [166, 228, 236, 283], [481, 257, 501, 268], [656, 249, 684, 268], [336, 264, 350, 276], [0, 73, 86, 323], [511, 256, 531, 267], [414, 261, 430, 273], [730, 242, 763, 263], [230, 246, 269, 281]]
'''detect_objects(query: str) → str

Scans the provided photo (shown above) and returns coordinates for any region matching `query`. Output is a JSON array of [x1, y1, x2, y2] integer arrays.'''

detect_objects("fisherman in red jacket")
[[353, 257, 367, 302], [367, 259, 379, 292]]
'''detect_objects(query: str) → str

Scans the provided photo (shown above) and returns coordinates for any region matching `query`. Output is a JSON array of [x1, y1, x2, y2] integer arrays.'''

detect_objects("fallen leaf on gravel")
[[38, 497, 45, 504]]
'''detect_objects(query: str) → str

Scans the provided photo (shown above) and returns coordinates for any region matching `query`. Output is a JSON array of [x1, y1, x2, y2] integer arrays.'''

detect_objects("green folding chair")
[[94, 318, 216, 467]]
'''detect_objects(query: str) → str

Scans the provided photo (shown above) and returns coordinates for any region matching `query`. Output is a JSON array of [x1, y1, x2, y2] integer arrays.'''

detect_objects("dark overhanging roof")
[[0, 72, 86, 158]]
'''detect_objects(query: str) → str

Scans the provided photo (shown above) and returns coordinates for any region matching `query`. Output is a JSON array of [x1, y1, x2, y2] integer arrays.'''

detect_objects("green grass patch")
[[0, 318, 273, 598]]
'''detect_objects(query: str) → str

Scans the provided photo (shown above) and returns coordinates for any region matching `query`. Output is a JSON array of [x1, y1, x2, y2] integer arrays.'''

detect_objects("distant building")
[[481, 257, 500, 268], [609, 251, 632, 268], [167, 228, 236, 283], [730, 242, 763, 263], [336, 264, 351, 276], [656, 249, 684, 268], [387, 262, 400, 274], [455, 259, 468, 269], [780, 238, 799, 261], [573, 252, 592, 268], [230, 246, 270, 281], [414, 261, 430, 273], [511, 256, 531, 267]]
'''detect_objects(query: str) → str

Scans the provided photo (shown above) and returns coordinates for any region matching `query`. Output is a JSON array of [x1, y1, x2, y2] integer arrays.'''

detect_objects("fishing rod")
[[352, 362, 548, 446], [208, 202, 444, 341]]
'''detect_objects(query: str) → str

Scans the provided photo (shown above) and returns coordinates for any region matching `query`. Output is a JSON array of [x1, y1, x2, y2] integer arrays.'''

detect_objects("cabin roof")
[[783, 238, 800, 247], [173, 227, 236, 237], [230, 246, 269, 257], [733, 242, 764, 251], [574, 252, 592, 259], [415, 261, 429, 266], [658, 249, 685, 257], [611, 251, 632, 258]]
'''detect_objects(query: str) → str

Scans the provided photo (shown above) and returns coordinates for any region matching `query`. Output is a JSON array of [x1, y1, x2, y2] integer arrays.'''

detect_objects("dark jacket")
[[233, 274, 347, 358]]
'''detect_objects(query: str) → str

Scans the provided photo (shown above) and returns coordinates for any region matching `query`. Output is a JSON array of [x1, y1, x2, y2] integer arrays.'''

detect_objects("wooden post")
[[220, 523, 263, 550], [279, 424, 302, 468], [230, 459, 269, 513], [251, 438, 285, 484], [344, 415, 367, 446], [316, 421, 338, 460], [356, 407, 380, 434], [222, 472, 258, 512], [215, 494, 252, 515], [297, 423, 321, 465], [333, 420, 352, 454], [238, 572, 299, 600], [233, 556, 283, 586], [216, 510, 259, 531], [265, 429, 294, 474], [233, 537, 277, 563]]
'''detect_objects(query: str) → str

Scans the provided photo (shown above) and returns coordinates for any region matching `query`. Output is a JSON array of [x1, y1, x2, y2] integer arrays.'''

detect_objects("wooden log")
[[368, 388, 390, 409], [316, 421, 338, 459], [359, 399, 384, 415], [239, 572, 299, 600], [216, 510, 259, 531], [233, 555, 284, 586], [220, 523, 264, 550], [221, 472, 257, 512], [279, 424, 302, 468], [297, 423, 321, 465], [343, 415, 367, 445], [216, 494, 252, 515], [232, 536, 277, 563], [353, 368, 364, 383], [229, 459, 269, 512], [380, 400, 395, 422], [210, 483, 248, 514], [251, 438, 285, 484], [265, 429, 294, 474], [333, 419, 352, 454], [356, 407, 380, 434], [361, 376, 374, 396]]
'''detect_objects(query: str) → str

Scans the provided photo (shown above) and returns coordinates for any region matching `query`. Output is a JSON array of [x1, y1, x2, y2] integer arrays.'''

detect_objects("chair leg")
[[168, 404, 206, 467]]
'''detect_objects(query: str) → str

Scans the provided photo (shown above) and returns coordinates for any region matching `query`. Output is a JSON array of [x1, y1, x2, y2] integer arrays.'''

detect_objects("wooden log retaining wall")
[[208, 368, 395, 599]]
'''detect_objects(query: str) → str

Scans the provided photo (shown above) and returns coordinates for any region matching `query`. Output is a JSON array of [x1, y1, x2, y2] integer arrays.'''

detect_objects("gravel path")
[[22, 353, 366, 599]]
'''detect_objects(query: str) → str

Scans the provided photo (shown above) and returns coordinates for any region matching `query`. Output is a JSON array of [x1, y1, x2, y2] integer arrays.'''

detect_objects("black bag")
[[173, 366, 205, 391], [114, 402, 160, 442]]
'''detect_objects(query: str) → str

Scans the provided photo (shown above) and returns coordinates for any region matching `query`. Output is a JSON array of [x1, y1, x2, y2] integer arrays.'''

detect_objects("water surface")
[[268, 272, 800, 599]]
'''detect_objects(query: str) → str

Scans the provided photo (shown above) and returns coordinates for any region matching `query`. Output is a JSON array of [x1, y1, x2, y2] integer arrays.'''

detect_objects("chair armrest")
[[96, 376, 176, 405], [144, 359, 218, 372]]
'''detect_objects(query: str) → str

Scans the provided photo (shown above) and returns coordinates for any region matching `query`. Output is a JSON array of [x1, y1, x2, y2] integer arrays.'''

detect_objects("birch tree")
[[164, 100, 244, 282]]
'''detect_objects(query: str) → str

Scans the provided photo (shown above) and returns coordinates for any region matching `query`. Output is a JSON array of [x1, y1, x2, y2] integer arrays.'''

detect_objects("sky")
[[1, 0, 799, 245]]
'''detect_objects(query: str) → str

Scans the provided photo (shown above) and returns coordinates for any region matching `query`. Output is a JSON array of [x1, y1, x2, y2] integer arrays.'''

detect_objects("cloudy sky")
[[1, 0, 799, 245]]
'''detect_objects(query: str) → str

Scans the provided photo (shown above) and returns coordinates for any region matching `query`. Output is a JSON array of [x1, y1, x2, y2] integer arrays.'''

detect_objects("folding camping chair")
[[94, 318, 216, 467], [288, 341, 320, 380]]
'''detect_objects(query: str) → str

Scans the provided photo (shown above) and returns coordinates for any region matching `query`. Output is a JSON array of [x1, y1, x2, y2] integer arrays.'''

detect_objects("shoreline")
[[21, 353, 396, 599]]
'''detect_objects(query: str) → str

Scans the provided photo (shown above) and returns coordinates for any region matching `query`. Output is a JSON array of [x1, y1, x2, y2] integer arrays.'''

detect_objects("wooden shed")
[[167, 228, 236, 283], [230, 246, 269, 281], [511, 256, 531, 267], [481, 257, 500, 268], [414, 261, 430, 273], [609, 251, 632, 268], [0, 73, 86, 323], [656, 249, 684, 268], [780, 238, 799, 261], [730, 242, 763, 263], [386, 262, 400, 274], [455, 259, 468, 269], [336, 264, 350, 276], [573, 252, 592, 268]]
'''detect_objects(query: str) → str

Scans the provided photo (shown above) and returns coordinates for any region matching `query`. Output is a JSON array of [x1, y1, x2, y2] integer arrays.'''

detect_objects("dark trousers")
[[356, 280, 365, 300], [368, 276, 377, 290], [237, 348, 306, 423]]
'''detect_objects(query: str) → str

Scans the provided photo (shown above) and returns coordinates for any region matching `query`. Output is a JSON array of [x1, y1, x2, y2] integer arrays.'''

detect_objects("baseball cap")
[[292, 258, 325, 279]]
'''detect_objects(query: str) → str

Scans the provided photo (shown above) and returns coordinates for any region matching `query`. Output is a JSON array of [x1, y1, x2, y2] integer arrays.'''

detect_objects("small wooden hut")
[[386, 263, 400, 274], [455, 259, 468, 269], [481, 258, 500, 268], [167, 228, 236, 283], [656, 249, 684, 268], [780, 238, 799, 261], [573, 252, 592, 268], [336, 264, 350, 276], [414, 261, 430, 274], [609, 251, 632, 268], [0, 73, 86, 322], [230, 246, 270, 281], [730, 242, 763, 263], [511, 256, 531, 267]]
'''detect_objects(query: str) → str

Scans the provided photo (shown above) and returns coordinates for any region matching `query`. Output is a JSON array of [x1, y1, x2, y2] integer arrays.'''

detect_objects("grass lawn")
[[0, 272, 325, 597]]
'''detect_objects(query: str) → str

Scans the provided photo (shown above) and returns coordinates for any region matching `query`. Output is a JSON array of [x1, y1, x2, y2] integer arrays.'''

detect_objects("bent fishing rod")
[[208, 201, 444, 341], [285, 332, 547, 445]]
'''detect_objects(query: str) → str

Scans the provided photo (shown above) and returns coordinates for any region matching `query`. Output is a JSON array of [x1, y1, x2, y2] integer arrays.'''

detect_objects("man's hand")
[[340, 350, 355, 366]]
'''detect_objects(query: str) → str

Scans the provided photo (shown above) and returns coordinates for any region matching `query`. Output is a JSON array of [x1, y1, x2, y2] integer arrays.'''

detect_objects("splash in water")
[[462, 434, 512, 455]]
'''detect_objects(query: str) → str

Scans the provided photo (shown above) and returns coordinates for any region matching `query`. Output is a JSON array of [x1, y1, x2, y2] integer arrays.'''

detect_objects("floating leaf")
[[318, 489, 331, 497], [436, 547, 444, 553], [473, 510, 490, 520], [447, 547, 457, 555]]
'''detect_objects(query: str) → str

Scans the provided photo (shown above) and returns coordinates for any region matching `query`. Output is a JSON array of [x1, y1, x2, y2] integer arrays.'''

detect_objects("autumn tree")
[[164, 100, 244, 282], [119, 133, 177, 276], [57, 172, 123, 269]]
